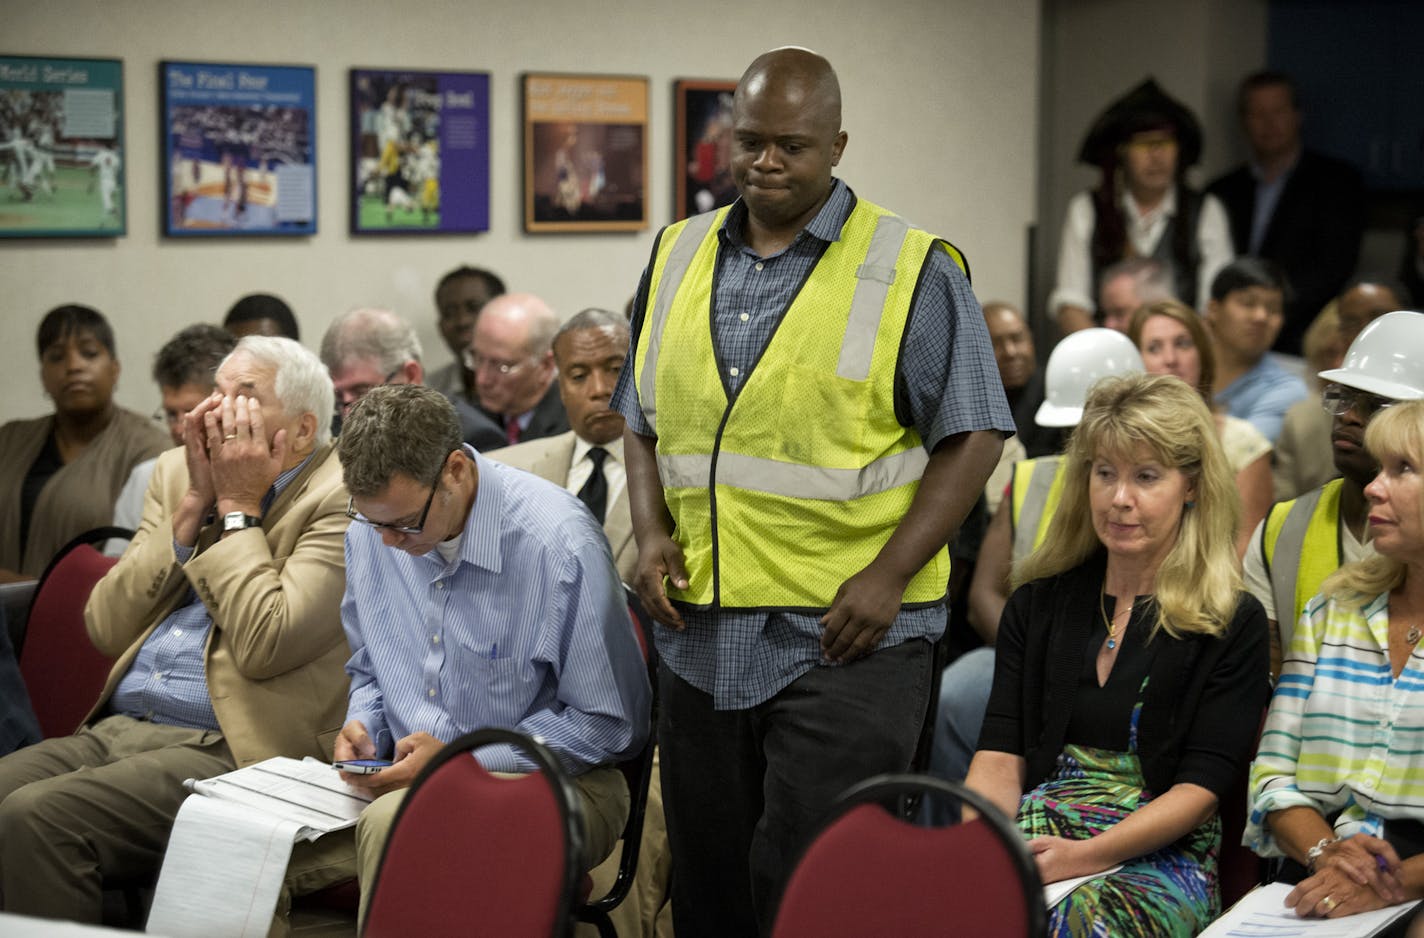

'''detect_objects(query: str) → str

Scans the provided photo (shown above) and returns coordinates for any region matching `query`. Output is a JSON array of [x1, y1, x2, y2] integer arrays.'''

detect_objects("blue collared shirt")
[[341, 447, 650, 774], [111, 456, 312, 729], [611, 180, 1015, 709], [1215, 354, 1309, 443]]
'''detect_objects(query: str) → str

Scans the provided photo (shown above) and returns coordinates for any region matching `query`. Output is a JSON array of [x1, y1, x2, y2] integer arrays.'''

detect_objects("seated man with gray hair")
[[332, 384, 650, 927], [319, 306, 503, 450], [0, 336, 351, 926]]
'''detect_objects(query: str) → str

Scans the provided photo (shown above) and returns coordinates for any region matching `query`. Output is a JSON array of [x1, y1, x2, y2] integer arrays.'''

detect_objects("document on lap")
[[1199, 882, 1420, 938], [147, 757, 372, 938]]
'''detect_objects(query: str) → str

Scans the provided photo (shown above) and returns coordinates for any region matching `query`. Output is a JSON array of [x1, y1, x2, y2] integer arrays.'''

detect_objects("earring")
[[1184, 500, 1195, 509]]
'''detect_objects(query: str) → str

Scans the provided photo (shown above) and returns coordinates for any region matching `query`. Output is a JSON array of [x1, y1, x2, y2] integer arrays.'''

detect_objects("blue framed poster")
[[350, 68, 490, 234], [0, 55, 126, 238], [162, 60, 316, 236]]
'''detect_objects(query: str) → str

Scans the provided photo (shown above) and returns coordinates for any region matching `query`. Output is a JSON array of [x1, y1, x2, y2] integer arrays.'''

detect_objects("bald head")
[[736, 47, 842, 130], [470, 292, 560, 417], [731, 48, 848, 239]]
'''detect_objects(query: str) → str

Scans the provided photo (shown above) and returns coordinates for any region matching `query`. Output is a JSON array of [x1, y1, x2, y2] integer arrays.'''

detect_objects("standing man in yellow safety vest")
[[611, 47, 1015, 936], [1244, 310, 1424, 676]]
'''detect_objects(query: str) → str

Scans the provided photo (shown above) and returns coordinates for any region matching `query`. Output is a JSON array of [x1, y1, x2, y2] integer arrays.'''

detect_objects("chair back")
[[18, 527, 130, 738], [364, 727, 584, 938], [772, 774, 1046, 938]]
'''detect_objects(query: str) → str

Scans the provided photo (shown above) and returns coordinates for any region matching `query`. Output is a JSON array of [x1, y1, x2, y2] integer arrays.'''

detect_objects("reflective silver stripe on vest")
[[1012, 456, 1061, 563], [837, 214, 911, 381], [658, 447, 929, 501], [1269, 485, 1325, 652], [640, 210, 720, 434]]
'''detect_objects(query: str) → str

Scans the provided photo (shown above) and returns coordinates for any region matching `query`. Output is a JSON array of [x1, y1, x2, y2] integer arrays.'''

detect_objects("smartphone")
[[332, 758, 392, 775]]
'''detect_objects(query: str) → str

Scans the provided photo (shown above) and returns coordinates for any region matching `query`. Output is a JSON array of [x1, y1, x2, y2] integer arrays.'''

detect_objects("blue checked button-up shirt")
[[111, 457, 311, 730], [341, 447, 650, 775], [611, 180, 1015, 709]]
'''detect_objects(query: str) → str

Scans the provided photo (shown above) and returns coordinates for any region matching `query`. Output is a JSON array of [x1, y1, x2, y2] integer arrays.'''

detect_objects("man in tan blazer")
[[0, 336, 351, 926], [491, 308, 636, 584]]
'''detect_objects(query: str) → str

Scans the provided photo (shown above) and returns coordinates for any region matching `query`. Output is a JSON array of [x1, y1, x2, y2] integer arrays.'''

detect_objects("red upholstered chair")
[[363, 727, 585, 938], [771, 774, 1046, 938], [18, 526, 129, 739]]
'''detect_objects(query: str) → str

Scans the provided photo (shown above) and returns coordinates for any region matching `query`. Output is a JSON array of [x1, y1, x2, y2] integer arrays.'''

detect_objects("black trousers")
[[658, 638, 933, 938]]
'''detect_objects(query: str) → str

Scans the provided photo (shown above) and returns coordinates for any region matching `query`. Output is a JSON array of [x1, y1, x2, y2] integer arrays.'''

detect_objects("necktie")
[[577, 447, 608, 524], [506, 418, 521, 446]]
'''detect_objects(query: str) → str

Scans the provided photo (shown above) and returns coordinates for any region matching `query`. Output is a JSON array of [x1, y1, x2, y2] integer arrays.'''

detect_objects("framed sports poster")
[[0, 55, 125, 238], [350, 68, 490, 234], [162, 60, 316, 236], [674, 79, 738, 221], [522, 73, 647, 233]]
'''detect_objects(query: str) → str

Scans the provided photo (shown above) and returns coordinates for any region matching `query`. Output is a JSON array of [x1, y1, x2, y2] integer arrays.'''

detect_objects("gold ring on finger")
[[224, 434, 238, 441], [1319, 895, 1337, 913]]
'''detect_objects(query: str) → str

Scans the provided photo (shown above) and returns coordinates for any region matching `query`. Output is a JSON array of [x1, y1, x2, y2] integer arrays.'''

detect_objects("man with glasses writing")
[[466, 292, 568, 445], [328, 384, 649, 928], [319, 306, 503, 449], [1245, 310, 1424, 677]]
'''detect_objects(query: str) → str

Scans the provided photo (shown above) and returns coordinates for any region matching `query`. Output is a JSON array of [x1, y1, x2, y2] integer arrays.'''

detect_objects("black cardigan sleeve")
[[1166, 593, 1272, 799]]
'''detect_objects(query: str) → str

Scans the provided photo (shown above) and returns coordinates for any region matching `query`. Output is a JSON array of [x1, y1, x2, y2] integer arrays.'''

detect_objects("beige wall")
[[0, 0, 1041, 426]]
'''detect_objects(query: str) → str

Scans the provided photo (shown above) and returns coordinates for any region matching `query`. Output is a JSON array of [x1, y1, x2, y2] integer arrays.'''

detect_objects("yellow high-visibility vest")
[[632, 199, 967, 609]]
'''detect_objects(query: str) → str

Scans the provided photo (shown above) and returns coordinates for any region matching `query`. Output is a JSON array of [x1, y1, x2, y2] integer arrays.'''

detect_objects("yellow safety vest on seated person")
[[633, 198, 967, 610], [1009, 455, 1066, 563], [1260, 477, 1344, 651]]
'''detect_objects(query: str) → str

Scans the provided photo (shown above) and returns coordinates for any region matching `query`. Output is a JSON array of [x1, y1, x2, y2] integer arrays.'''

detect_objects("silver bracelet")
[[1306, 836, 1337, 874]]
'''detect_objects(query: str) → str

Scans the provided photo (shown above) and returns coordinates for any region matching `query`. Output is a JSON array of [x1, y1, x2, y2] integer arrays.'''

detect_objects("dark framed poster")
[[0, 55, 125, 237], [674, 79, 738, 221], [522, 73, 647, 233], [162, 60, 316, 236], [350, 68, 490, 234]]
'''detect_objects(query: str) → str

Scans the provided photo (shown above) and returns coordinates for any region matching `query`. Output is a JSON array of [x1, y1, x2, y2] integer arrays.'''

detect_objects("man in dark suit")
[[467, 292, 568, 445], [1207, 70, 1365, 355]]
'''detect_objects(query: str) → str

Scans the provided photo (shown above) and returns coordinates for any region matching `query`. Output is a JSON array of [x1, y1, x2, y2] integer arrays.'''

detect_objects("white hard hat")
[[1036, 328, 1145, 428], [1317, 310, 1424, 401]]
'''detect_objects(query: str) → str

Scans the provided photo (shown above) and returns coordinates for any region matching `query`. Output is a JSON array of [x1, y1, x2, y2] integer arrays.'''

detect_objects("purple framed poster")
[[350, 68, 490, 234]]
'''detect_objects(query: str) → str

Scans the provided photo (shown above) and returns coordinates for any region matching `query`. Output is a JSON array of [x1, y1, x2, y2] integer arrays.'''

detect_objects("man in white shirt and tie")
[[490, 308, 634, 583]]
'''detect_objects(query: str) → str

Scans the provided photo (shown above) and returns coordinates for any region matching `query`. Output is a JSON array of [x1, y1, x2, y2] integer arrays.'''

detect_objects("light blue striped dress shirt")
[[341, 447, 651, 774]]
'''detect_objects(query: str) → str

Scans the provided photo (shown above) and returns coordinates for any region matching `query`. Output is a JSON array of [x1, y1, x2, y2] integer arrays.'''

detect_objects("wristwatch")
[[222, 511, 263, 533]]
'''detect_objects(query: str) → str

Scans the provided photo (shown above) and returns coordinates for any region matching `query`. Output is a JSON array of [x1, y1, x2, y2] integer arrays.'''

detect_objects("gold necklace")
[[1099, 591, 1129, 650]]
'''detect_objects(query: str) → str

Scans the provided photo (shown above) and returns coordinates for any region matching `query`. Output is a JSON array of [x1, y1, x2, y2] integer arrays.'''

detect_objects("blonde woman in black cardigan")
[[966, 373, 1270, 937]]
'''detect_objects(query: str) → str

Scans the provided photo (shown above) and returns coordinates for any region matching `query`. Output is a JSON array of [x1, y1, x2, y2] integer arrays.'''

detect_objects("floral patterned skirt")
[[1018, 743, 1221, 937]]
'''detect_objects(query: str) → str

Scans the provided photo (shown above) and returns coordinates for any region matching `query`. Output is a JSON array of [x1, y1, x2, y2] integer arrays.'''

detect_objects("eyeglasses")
[[346, 464, 445, 535], [463, 349, 531, 376], [1321, 383, 1396, 418], [335, 367, 403, 410]]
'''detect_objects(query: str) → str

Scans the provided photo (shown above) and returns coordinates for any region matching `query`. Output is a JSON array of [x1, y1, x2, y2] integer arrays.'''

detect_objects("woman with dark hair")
[[1050, 79, 1234, 335], [0, 305, 167, 580], [966, 373, 1270, 936]]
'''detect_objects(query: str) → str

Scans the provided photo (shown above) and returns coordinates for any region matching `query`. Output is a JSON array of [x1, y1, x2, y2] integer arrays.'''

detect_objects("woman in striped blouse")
[[1246, 399, 1424, 921]]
